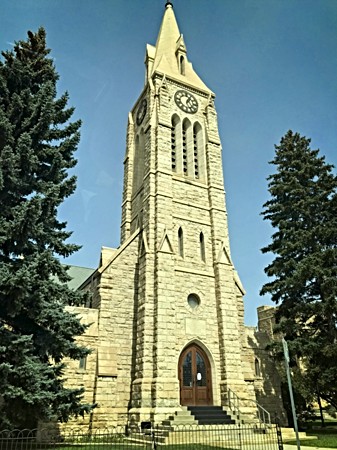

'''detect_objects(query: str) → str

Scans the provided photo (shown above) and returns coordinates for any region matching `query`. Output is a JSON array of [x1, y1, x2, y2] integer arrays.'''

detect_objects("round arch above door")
[[178, 344, 213, 406]]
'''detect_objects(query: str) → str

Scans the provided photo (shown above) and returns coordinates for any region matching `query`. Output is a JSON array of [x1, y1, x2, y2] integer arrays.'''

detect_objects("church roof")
[[149, 2, 212, 93], [64, 265, 95, 290]]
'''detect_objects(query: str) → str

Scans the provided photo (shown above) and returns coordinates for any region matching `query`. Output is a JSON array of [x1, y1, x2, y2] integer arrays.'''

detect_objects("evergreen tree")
[[0, 28, 91, 428], [261, 130, 337, 409]]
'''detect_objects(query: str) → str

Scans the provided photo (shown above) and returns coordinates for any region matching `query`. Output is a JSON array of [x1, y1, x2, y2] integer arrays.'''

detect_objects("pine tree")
[[0, 28, 92, 428], [261, 130, 337, 409]]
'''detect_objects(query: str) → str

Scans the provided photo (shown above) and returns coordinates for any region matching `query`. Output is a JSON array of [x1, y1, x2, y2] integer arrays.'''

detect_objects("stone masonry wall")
[[62, 307, 99, 429], [244, 324, 287, 425], [91, 232, 141, 427]]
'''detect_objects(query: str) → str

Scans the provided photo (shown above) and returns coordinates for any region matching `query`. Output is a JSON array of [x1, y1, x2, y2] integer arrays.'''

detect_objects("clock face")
[[136, 98, 147, 125], [174, 90, 198, 114]]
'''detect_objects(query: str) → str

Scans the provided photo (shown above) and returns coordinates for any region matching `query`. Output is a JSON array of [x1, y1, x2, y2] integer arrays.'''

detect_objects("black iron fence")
[[0, 423, 283, 450]]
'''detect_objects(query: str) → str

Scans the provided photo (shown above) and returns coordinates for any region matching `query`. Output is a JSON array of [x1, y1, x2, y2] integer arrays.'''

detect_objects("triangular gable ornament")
[[217, 241, 232, 265], [135, 215, 141, 230], [159, 74, 168, 91], [140, 231, 149, 256], [204, 94, 215, 120], [207, 94, 215, 108], [158, 228, 174, 253], [175, 34, 186, 53], [157, 75, 169, 110]]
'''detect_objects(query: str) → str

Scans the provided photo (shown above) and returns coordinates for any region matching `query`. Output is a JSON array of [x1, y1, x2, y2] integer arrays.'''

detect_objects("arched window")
[[180, 55, 185, 75], [133, 131, 145, 193], [200, 232, 206, 262], [255, 358, 261, 377], [178, 227, 184, 257], [182, 119, 191, 176], [171, 115, 180, 172], [193, 122, 204, 180], [172, 116, 203, 181], [193, 127, 199, 178]]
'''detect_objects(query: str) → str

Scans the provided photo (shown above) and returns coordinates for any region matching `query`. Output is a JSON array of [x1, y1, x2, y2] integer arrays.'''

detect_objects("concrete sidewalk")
[[283, 445, 326, 450]]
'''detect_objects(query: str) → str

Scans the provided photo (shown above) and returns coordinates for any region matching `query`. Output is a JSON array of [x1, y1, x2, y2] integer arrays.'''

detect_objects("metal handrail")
[[228, 388, 241, 417], [246, 398, 271, 427], [227, 388, 271, 427]]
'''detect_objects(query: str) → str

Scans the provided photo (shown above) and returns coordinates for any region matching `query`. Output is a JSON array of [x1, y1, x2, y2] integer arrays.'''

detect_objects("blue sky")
[[1, 0, 337, 325]]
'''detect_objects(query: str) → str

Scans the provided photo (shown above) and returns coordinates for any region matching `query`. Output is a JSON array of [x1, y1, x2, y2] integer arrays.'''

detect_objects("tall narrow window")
[[182, 119, 191, 176], [178, 227, 184, 257], [79, 356, 87, 370], [133, 131, 145, 193], [200, 232, 206, 262], [193, 127, 199, 179], [255, 358, 261, 377], [171, 128, 176, 171], [193, 122, 204, 180], [171, 117, 177, 172], [182, 128, 187, 175], [171, 115, 181, 173], [180, 55, 185, 75]]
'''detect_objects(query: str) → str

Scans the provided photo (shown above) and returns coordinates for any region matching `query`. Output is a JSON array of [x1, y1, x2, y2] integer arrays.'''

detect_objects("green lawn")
[[285, 428, 337, 448], [44, 446, 232, 450], [4, 444, 236, 450]]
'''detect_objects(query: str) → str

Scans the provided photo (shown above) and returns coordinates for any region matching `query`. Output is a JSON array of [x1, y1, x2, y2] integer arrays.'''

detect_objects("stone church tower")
[[121, 0, 252, 419], [66, 2, 285, 428]]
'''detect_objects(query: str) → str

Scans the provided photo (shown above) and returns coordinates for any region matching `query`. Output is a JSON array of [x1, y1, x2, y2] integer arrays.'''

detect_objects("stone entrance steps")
[[129, 406, 297, 445], [187, 406, 236, 425], [129, 407, 236, 444], [280, 427, 317, 441], [161, 405, 236, 427], [162, 407, 196, 427]]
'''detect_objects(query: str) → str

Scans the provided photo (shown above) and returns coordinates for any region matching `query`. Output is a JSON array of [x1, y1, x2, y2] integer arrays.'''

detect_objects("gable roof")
[[65, 265, 95, 290]]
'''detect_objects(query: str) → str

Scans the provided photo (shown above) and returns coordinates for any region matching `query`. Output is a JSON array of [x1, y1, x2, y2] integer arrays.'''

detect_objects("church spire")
[[145, 2, 211, 92], [153, 1, 180, 71]]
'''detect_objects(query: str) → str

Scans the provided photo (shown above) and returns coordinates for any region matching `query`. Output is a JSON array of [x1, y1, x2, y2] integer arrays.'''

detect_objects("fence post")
[[276, 423, 284, 450], [151, 425, 158, 450], [238, 422, 242, 450]]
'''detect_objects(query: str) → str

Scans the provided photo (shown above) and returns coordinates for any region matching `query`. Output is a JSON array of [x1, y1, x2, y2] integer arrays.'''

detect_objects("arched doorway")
[[178, 344, 213, 406]]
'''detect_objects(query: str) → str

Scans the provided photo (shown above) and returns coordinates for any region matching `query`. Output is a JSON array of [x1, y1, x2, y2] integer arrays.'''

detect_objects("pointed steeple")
[[153, 2, 180, 71], [145, 2, 211, 93]]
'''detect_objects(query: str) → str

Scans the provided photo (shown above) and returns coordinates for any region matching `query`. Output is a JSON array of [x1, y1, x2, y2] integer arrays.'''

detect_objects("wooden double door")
[[178, 344, 212, 406]]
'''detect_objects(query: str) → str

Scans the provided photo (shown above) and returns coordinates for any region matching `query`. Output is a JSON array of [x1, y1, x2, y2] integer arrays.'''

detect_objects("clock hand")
[[186, 98, 193, 108]]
